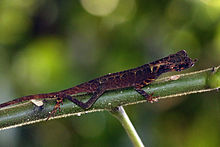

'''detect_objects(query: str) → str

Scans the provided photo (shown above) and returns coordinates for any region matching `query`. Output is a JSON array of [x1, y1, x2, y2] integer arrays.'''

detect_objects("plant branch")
[[110, 106, 144, 147], [0, 66, 219, 131]]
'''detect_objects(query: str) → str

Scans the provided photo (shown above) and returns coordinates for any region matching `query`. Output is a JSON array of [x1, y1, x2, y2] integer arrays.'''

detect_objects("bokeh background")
[[0, 0, 220, 146]]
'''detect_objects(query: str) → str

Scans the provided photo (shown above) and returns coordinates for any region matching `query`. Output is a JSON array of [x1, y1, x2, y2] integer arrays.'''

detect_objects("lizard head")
[[169, 50, 197, 72], [149, 50, 197, 74]]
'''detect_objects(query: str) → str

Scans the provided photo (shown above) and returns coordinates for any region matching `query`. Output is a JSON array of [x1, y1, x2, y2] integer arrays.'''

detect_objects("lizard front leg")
[[134, 84, 158, 103]]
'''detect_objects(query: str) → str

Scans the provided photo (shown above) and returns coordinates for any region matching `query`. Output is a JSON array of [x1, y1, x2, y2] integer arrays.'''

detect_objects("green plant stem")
[[0, 66, 219, 130], [110, 106, 144, 147]]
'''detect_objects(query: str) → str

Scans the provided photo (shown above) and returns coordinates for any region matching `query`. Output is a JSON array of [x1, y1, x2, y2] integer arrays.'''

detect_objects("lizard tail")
[[0, 93, 57, 109], [0, 98, 27, 108]]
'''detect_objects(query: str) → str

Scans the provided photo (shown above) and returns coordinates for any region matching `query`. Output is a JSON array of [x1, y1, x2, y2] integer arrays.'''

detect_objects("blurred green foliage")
[[0, 0, 220, 146]]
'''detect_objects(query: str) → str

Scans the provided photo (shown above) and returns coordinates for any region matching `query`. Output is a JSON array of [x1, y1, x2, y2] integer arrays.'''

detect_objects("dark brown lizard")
[[0, 50, 197, 118]]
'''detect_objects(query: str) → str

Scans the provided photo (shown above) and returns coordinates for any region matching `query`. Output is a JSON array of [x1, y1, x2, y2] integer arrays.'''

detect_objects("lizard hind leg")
[[66, 84, 106, 110], [46, 97, 64, 120]]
